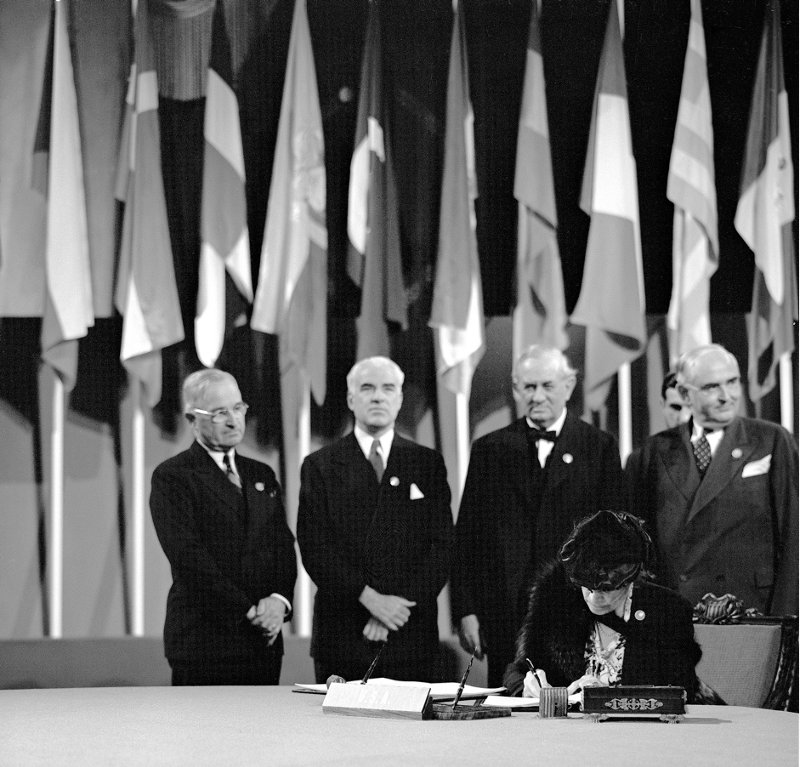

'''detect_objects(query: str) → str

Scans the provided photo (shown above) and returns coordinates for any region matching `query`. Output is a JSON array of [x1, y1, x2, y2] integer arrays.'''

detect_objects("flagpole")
[[779, 354, 794, 433], [131, 380, 146, 636], [48, 373, 64, 638], [295, 370, 313, 638], [281, 363, 313, 639], [618, 362, 632, 462], [454, 391, 470, 505]]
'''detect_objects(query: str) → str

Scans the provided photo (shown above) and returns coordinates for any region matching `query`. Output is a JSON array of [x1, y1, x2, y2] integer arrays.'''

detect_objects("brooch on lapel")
[[562, 453, 573, 464], [634, 610, 645, 621], [389, 476, 400, 487], [255, 482, 265, 492]]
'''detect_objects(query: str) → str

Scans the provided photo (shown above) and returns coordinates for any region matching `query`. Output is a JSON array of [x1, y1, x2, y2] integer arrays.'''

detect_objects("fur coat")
[[503, 561, 702, 701]]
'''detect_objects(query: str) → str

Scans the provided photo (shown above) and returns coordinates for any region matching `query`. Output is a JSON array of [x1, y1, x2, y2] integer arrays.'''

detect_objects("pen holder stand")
[[539, 687, 569, 718]]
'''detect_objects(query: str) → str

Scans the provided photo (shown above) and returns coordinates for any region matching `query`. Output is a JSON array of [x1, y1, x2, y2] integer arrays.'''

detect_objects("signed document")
[[294, 679, 505, 701]]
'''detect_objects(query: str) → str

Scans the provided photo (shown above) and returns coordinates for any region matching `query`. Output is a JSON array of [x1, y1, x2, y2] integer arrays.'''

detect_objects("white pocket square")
[[409, 483, 424, 500], [742, 454, 771, 478]]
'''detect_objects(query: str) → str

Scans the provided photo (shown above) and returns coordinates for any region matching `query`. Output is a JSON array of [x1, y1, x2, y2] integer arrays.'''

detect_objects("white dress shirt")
[[526, 407, 567, 468]]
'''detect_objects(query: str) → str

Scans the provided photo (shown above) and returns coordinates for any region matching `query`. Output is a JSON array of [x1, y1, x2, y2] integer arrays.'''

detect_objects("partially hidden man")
[[297, 356, 453, 683], [628, 344, 798, 614], [150, 369, 297, 685], [451, 345, 625, 687]]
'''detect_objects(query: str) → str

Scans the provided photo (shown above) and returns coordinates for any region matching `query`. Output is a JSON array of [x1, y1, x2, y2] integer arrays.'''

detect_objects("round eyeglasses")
[[191, 402, 249, 423]]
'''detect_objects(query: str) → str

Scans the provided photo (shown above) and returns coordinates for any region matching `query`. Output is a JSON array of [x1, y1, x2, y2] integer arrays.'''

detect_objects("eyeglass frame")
[[190, 402, 249, 423]]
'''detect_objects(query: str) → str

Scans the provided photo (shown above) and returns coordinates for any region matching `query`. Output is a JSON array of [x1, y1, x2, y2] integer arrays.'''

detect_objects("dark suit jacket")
[[297, 433, 453, 681], [451, 413, 624, 682], [150, 441, 297, 666], [503, 561, 701, 700], [627, 417, 798, 614]]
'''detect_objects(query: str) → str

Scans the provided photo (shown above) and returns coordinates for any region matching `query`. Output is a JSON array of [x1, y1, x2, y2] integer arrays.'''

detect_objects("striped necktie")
[[223, 453, 242, 492]]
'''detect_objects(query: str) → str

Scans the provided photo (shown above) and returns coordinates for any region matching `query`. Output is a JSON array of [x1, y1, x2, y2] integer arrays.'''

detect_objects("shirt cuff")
[[270, 593, 292, 617]]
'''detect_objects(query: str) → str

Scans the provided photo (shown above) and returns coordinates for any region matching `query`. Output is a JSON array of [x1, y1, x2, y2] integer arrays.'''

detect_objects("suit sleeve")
[[598, 430, 625, 511], [296, 455, 368, 603], [400, 450, 453, 604], [150, 463, 252, 616], [450, 440, 491, 622], [253, 464, 297, 610], [769, 427, 799, 614]]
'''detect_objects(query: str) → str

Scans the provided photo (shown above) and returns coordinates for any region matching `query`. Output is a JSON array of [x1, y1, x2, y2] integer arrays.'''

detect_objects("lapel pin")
[[389, 476, 400, 487], [731, 448, 742, 460], [562, 453, 573, 464], [635, 610, 645, 621], [255, 482, 265, 492]]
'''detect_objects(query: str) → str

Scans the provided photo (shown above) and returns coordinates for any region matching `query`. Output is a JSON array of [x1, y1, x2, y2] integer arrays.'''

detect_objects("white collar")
[[690, 419, 724, 453], [197, 440, 237, 473], [353, 425, 395, 461]]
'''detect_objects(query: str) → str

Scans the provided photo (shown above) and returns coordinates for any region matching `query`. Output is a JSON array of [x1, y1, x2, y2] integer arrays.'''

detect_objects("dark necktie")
[[529, 428, 557, 444], [693, 433, 712, 476], [223, 453, 242, 492], [369, 439, 384, 483]]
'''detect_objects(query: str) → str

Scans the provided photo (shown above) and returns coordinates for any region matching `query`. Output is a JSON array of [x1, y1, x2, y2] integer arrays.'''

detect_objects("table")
[[1, 686, 796, 766]]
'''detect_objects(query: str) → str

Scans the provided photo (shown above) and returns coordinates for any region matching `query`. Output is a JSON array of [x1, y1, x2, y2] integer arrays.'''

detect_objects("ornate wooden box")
[[582, 686, 687, 723]]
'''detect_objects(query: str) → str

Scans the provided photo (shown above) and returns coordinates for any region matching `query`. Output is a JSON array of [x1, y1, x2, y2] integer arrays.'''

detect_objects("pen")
[[451, 650, 476, 710], [525, 657, 545, 689], [361, 641, 386, 684]]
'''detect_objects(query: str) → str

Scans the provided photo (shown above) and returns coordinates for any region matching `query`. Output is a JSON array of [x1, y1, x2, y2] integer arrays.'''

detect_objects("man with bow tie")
[[150, 369, 297, 685], [451, 345, 625, 687], [297, 357, 453, 683], [627, 344, 798, 614]]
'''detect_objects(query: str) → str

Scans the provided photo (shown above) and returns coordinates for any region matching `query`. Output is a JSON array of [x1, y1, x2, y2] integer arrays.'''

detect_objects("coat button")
[[679, 574, 688, 583]]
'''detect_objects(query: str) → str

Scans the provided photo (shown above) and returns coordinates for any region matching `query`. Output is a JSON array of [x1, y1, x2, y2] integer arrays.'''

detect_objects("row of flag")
[[35, 0, 796, 420]]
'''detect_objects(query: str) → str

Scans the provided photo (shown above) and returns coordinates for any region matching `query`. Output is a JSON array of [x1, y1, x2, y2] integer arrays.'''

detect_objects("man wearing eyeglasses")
[[150, 369, 297, 685], [628, 344, 798, 614]]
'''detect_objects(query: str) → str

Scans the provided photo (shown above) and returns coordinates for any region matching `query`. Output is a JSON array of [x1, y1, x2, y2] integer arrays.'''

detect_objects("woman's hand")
[[522, 668, 549, 698], [567, 674, 602, 695]]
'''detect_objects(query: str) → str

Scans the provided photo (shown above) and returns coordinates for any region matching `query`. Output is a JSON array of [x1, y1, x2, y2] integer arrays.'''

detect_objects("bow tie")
[[528, 428, 557, 443]]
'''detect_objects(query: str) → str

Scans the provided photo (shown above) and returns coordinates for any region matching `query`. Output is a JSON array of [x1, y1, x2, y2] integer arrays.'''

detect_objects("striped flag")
[[196, 1, 253, 369], [429, 0, 485, 399], [34, 0, 93, 390], [734, 0, 797, 402], [346, 0, 407, 360], [251, 0, 327, 405], [666, 0, 718, 364], [512, 0, 567, 360], [570, 0, 646, 412], [114, 0, 184, 407]]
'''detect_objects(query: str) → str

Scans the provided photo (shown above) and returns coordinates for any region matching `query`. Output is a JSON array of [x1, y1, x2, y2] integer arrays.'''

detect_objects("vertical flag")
[[570, 0, 646, 412], [251, 0, 327, 405], [512, 0, 567, 361], [666, 0, 718, 364], [734, 0, 797, 402], [33, 0, 93, 389], [347, 0, 407, 360], [429, 0, 485, 399], [196, 1, 253, 369], [114, 0, 184, 407]]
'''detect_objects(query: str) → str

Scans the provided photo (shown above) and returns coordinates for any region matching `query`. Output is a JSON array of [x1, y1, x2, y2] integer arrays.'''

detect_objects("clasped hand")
[[359, 586, 416, 642], [246, 596, 285, 645], [359, 586, 415, 630]]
